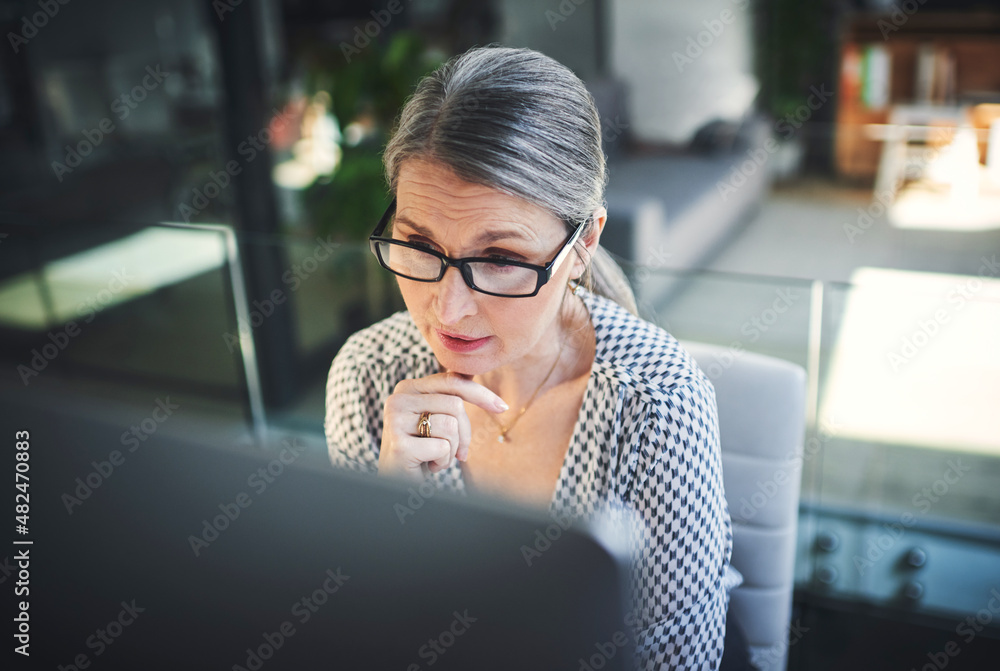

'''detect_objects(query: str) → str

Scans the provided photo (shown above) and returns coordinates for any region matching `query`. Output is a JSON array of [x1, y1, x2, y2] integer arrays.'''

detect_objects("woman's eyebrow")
[[394, 215, 535, 246]]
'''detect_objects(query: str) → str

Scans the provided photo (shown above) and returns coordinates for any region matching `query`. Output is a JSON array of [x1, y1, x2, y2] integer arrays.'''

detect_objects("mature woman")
[[325, 46, 741, 669]]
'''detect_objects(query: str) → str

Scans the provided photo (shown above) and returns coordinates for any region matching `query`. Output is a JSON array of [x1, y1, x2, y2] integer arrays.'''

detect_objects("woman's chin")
[[433, 350, 495, 377]]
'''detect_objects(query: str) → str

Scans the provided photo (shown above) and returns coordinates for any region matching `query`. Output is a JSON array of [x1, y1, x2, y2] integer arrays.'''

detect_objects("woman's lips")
[[436, 329, 491, 353]]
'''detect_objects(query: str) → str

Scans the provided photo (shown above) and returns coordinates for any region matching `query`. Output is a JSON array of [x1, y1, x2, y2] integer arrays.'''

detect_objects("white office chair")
[[681, 342, 807, 671]]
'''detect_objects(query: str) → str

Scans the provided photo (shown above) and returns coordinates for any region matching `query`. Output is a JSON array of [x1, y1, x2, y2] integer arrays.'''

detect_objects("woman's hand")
[[378, 372, 508, 481]]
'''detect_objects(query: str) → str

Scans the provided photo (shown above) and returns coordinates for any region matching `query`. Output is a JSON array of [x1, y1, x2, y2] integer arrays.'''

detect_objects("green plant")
[[756, 0, 830, 121], [303, 31, 443, 240]]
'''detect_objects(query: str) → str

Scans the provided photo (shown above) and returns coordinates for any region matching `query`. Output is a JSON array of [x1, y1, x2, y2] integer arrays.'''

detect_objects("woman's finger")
[[386, 391, 469, 420], [419, 412, 460, 467], [404, 436, 453, 473], [385, 392, 475, 461], [396, 372, 508, 415]]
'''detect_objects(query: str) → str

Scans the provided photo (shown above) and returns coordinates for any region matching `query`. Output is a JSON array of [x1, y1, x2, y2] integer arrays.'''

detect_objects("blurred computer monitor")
[[19, 408, 635, 670]]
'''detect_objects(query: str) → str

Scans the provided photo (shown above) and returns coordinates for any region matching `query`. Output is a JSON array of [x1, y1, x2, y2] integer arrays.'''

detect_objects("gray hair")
[[383, 45, 637, 314]]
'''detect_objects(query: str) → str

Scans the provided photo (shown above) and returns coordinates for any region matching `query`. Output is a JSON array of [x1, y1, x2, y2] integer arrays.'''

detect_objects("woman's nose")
[[433, 266, 477, 325]]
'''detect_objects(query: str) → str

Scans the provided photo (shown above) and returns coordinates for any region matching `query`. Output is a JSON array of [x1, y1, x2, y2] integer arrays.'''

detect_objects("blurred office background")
[[1, 0, 999, 668]]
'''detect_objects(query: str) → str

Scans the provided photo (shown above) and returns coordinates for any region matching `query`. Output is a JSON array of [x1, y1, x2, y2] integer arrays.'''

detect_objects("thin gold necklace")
[[487, 338, 565, 443]]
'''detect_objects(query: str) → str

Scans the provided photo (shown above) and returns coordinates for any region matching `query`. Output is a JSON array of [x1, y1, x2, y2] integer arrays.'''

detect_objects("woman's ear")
[[586, 206, 607, 250], [570, 206, 607, 279]]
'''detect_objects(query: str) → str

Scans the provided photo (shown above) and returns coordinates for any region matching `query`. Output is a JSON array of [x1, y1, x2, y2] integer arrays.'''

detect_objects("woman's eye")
[[409, 239, 437, 252], [487, 254, 518, 266]]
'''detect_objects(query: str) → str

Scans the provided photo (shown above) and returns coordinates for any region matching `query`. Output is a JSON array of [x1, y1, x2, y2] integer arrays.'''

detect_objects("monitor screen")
[[17, 406, 636, 670]]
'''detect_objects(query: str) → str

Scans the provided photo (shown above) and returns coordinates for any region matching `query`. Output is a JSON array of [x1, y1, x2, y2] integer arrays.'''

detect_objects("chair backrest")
[[681, 342, 807, 671]]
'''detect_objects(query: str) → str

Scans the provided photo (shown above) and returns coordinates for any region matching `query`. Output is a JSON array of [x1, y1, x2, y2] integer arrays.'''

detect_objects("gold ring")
[[416, 411, 432, 438]]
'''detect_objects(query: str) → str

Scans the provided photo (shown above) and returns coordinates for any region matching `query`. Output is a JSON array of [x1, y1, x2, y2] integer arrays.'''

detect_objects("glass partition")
[[0, 223, 241, 401], [2, 220, 997, 626], [803, 268, 1000, 621]]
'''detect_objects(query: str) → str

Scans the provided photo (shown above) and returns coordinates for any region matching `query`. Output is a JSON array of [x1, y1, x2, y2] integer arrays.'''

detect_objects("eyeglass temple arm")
[[548, 218, 588, 276]]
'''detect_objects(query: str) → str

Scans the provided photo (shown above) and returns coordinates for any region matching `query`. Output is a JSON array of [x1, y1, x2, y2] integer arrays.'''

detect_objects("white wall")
[[610, 0, 759, 144], [497, 0, 601, 81]]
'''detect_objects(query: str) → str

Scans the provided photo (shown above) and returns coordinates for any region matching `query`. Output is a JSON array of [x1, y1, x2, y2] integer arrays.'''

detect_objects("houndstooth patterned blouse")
[[324, 287, 740, 670]]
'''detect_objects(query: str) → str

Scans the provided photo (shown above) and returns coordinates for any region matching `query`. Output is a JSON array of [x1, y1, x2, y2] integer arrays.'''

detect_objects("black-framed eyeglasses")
[[368, 198, 586, 298]]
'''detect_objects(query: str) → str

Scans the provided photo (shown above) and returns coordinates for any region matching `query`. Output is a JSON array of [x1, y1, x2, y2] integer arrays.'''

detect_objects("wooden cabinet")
[[835, 13, 1000, 180]]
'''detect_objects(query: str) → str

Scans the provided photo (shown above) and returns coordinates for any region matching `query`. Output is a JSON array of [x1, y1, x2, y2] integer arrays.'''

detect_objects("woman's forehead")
[[395, 160, 562, 242]]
